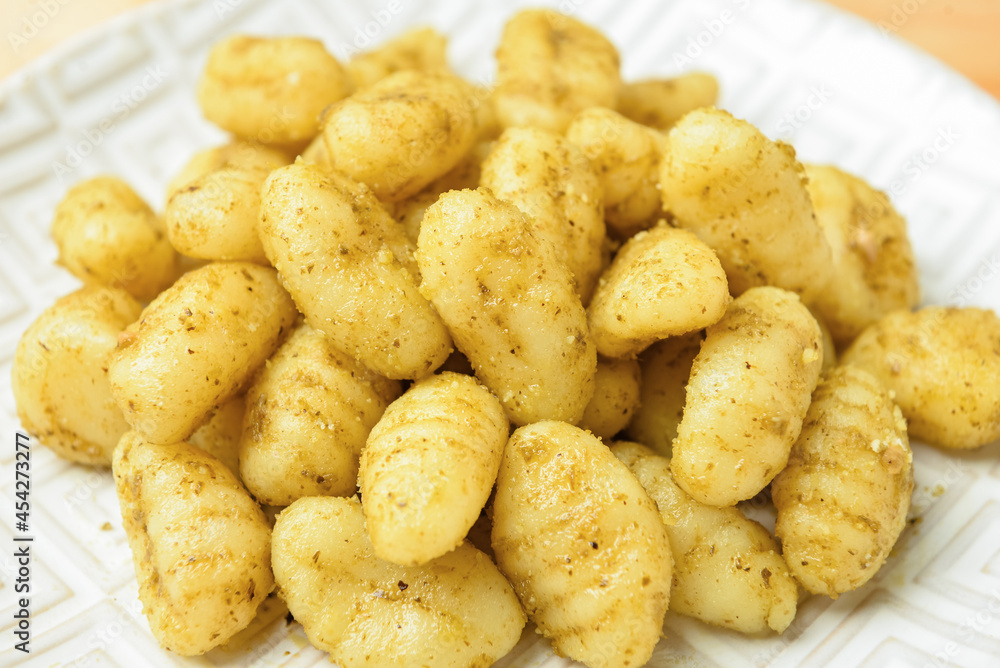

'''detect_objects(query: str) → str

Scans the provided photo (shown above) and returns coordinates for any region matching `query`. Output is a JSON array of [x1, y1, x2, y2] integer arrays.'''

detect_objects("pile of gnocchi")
[[13, 8, 1000, 668]]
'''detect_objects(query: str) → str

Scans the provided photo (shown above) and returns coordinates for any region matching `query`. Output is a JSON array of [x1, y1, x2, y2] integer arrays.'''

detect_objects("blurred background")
[[1, 0, 998, 100]]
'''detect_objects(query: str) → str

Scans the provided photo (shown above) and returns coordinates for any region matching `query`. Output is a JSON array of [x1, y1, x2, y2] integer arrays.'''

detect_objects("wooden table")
[[1, 0, 998, 100]]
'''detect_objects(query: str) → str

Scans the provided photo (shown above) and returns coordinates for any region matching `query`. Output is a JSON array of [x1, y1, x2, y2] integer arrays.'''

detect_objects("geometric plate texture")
[[1, 0, 1000, 666]]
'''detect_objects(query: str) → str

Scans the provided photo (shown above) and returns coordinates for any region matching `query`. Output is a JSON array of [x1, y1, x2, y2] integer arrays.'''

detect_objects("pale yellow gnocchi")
[[805, 163, 921, 345], [113, 432, 274, 655], [13, 285, 141, 465], [578, 357, 642, 441], [661, 108, 833, 302], [51, 176, 177, 301], [617, 72, 719, 130], [480, 126, 606, 303], [272, 496, 525, 668], [108, 262, 297, 444], [842, 307, 1000, 449], [260, 160, 452, 379], [588, 224, 729, 359], [345, 26, 449, 89], [566, 107, 662, 237], [494, 9, 620, 132], [198, 35, 353, 145], [322, 70, 478, 201], [360, 372, 508, 565], [416, 188, 596, 425], [671, 286, 823, 506], [613, 441, 799, 634], [626, 332, 703, 458], [492, 421, 672, 668], [240, 324, 401, 506], [772, 365, 913, 597], [164, 141, 291, 263]]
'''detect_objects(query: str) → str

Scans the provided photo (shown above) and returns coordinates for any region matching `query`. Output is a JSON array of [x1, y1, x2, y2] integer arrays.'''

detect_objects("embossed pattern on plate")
[[2, 0, 1000, 666]]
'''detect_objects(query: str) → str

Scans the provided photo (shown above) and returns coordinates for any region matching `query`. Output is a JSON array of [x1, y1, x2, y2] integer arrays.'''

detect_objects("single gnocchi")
[[661, 108, 833, 302], [12, 286, 141, 465], [494, 9, 620, 132], [240, 324, 401, 506], [51, 176, 177, 301], [566, 107, 662, 237], [260, 161, 452, 379], [671, 286, 823, 506], [345, 26, 449, 90], [578, 357, 642, 441], [772, 365, 913, 597], [360, 372, 508, 566], [113, 432, 274, 655], [322, 70, 478, 201], [198, 35, 353, 145], [272, 496, 525, 668], [588, 224, 729, 359], [626, 332, 703, 458], [842, 306, 1000, 449], [480, 126, 606, 303], [492, 421, 672, 668], [108, 262, 298, 444], [188, 394, 245, 477], [416, 188, 597, 426], [617, 72, 719, 130], [164, 141, 291, 262], [805, 163, 921, 344]]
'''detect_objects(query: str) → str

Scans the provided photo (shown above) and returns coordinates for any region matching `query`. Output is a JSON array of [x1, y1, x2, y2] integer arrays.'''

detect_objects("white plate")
[[2, 0, 1000, 666]]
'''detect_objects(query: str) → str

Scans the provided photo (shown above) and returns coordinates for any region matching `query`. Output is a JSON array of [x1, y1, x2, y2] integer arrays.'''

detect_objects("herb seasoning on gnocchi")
[[14, 7, 996, 668]]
